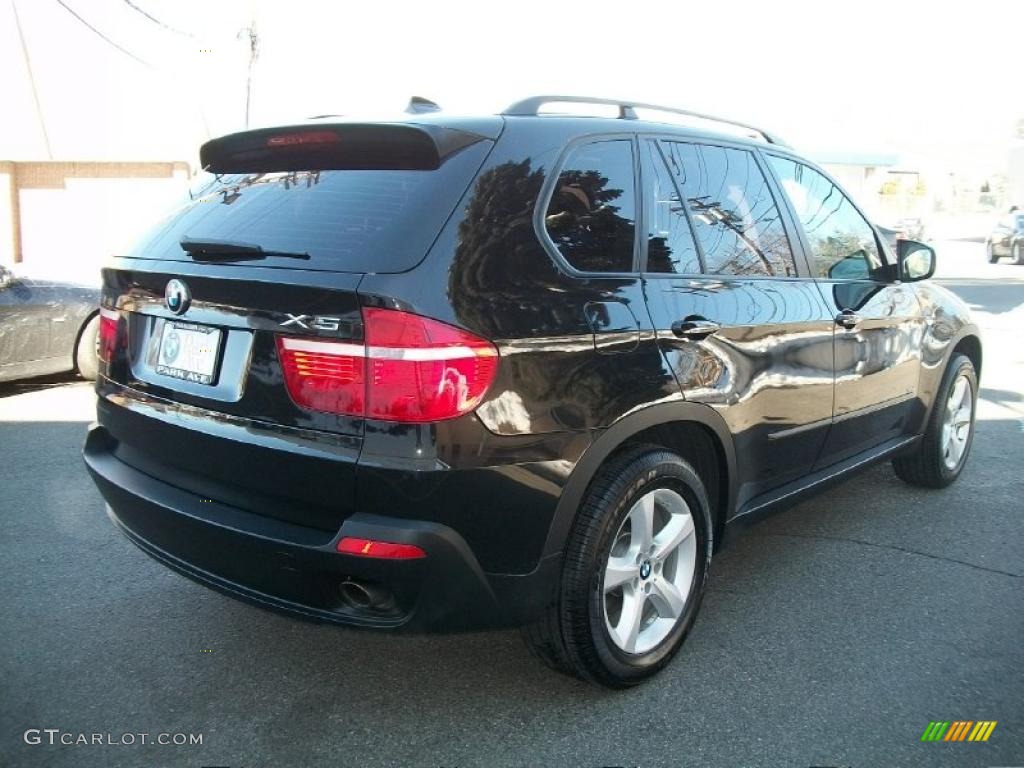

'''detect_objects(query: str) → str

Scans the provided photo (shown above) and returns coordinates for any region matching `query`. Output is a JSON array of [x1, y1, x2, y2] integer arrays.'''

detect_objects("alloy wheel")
[[602, 487, 698, 654], [941, 373, 973, 471]]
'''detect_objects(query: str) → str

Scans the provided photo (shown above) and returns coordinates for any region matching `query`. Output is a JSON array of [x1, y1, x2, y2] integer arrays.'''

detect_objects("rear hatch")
[[97, 120, 496, 531]]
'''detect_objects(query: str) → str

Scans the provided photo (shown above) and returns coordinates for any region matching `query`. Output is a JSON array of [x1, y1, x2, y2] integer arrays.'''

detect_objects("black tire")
[[521, 445, 713, 687], [1013, 241, 1024, 266], [75, 314, 100, 381], [892, 353, 977, 488], [986, 241, 999, 263]]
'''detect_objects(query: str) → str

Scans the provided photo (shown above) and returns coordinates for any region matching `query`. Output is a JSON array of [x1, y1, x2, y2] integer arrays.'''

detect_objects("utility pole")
[[240, 13, 259, 128]]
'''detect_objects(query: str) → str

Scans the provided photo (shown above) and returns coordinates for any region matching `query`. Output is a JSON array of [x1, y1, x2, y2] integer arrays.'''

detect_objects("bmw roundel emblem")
[[165, 279, 190, 315]]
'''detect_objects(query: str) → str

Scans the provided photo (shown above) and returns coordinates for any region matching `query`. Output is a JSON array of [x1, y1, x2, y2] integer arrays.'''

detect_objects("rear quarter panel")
[[359, 119, 685, 438]]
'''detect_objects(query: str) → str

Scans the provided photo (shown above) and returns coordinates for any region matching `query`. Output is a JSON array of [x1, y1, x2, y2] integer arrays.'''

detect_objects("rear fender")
[[541, 401, 737, 559]]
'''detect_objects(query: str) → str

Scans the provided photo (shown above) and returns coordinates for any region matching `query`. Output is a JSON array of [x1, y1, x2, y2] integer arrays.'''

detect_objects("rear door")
[[640, 138, 836, 507], [765, 155, 925, 466]]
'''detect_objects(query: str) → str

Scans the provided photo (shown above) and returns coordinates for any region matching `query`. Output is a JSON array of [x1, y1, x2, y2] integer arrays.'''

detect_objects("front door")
[[765, 156, 924, 467]]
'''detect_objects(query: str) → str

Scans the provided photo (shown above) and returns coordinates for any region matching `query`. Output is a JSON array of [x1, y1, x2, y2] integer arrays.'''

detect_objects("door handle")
[[671, 318, 720, 339], [835, 310, 861, 330]]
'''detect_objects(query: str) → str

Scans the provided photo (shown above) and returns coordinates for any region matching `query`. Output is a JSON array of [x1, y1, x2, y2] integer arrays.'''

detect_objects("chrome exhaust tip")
[[338, 578, 392, 611]]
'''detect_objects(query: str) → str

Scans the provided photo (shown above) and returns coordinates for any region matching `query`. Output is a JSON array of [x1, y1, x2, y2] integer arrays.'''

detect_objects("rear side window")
[[661, 141, 796, 277], [643, 141, 702, 275], [767, 156, 883, 280], [126, 140, 492, 273], [544, 140, 637, 273]]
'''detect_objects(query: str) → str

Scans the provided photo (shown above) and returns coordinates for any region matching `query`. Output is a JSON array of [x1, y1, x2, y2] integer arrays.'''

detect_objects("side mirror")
[[0, 264, 13, 290], [897, 240, 935, 282]]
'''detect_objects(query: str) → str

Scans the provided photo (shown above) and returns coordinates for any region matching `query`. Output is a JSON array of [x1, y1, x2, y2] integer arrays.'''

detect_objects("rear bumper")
[[84, 424, 552, 631]]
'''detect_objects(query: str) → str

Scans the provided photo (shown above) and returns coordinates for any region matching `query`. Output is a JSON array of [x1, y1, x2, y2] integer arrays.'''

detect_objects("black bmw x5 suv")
[[84, 96, 981, 686]]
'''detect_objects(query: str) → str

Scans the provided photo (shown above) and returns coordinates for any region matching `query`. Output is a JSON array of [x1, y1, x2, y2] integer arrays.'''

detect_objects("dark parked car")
[[0, 264, 100, 383], [83, 96, 982, 686], [986, 212, 1024, 263]]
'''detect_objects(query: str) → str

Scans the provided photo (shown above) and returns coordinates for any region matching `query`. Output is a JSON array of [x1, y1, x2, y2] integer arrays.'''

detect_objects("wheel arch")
[[952, 332, 982, 380], [72, 310, 99, 364], [542, 402, 737, 560], [916, 326, 982, 434]]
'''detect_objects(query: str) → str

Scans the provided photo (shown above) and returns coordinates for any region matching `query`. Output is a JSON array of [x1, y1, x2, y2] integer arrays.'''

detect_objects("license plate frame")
[[154, 320, 223, 386]]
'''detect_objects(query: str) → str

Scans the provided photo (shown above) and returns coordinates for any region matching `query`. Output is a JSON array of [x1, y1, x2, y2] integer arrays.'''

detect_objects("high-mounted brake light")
[[276, 308, 499, 423], [266, 131, 340, 148], [336, 537, 426, 560], [98, 307, 120, 363]]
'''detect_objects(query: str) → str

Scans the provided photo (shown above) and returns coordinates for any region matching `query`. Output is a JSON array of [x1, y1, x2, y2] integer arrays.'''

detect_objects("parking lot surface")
[[1, 240, 1021, 767]]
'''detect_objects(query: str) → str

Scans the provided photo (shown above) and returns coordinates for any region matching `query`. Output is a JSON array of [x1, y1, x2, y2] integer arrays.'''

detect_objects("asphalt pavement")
[[1, 240, 1022, 768]]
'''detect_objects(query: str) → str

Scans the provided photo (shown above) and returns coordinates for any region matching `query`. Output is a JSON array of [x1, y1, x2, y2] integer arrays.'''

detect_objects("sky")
[[2, 0, 1022, 174]]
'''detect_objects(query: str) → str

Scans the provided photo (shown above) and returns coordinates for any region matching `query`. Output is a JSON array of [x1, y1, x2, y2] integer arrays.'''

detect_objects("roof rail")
[[501, 95, 788, 146]]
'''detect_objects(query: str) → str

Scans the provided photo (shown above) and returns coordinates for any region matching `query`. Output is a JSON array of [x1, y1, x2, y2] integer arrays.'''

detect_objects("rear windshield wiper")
[[180, 237, 310, 262]]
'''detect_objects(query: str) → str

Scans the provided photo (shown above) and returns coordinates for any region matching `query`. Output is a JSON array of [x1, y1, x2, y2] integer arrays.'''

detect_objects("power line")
[[120, 0, 194, 38], [54, 0, 154, 69], [11, 0, 52, 159]]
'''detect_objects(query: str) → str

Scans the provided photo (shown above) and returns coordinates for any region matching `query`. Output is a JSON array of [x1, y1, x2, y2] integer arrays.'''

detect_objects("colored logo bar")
[[920, 720, 997, 742]]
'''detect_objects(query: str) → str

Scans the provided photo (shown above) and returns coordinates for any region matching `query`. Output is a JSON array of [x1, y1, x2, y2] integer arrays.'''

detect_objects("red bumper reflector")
[[336, 537, 427, 560]]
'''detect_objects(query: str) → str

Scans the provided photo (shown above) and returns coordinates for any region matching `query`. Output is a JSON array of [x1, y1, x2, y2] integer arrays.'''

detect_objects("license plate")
[[155, 321, 222, 385]]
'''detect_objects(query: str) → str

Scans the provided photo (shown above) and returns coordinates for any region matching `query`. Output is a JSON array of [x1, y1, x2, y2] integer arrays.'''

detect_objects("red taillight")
[[98, 307, 119, 362], [336, 537, 426, 560], [276, 308, 499, 423], [276, 337, 365, 415], [362, 308, 499, 423]]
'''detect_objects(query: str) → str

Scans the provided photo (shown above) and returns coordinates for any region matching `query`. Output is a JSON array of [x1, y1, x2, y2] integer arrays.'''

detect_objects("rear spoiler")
[[199, 123, 487, 173]]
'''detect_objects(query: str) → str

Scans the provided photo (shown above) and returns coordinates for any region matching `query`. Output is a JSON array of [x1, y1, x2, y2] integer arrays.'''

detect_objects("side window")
[[661, 141, 796, 277], [544, 140, 637, 273], [767, 156, 883, 280], [643, 141, 701, 274]]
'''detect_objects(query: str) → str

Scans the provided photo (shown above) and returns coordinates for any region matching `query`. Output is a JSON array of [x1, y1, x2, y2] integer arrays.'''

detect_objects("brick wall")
[[1, 161, 190, 285]]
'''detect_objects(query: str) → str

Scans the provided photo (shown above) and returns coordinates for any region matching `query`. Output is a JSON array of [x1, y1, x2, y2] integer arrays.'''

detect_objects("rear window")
[[125, 140, 491, 273]]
